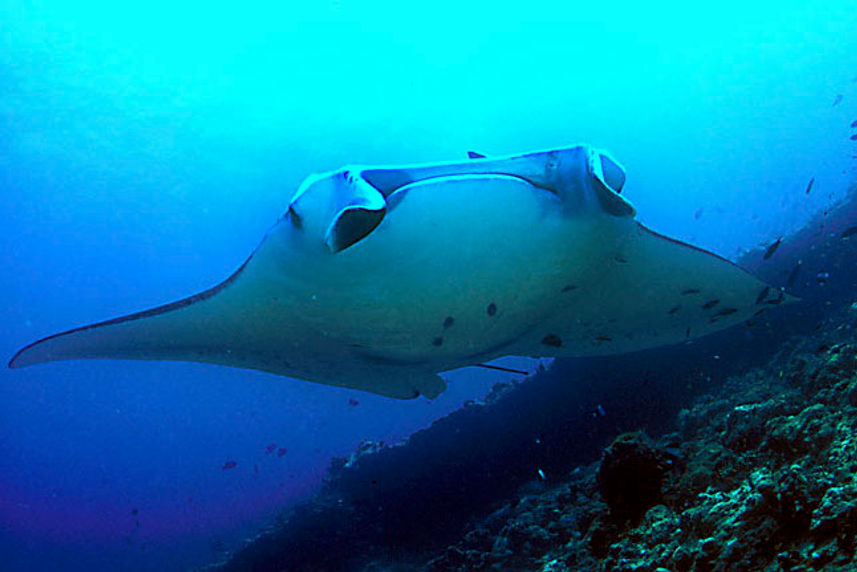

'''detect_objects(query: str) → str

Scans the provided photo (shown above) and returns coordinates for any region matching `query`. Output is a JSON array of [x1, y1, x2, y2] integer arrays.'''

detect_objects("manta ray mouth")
[[360, 167, 554, 198], [352, 148, 625, 204]]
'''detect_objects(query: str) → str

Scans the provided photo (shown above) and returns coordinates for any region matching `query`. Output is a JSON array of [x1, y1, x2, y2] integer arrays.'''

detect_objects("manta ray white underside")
[[9, 145, 792, 398]]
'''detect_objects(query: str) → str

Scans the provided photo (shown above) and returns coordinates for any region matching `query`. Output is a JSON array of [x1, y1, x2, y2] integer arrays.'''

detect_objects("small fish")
[[537, 468, 546, 481], [348, 397, 360, 406], [842, 226, 857, 239], [467, 151, 486, 159], [693, 208, 704, 220], [804, 177, 814, 195], [277, 448, 287, 457], [702, 299, 720, 310], [763, 237, 782, 260], [265, 443, 276, 454], [681, 288, 701, 295], [765, 290, 786, 305], [817, 271, 829, 286], [714, 308, 738, 317], [222, 461, 237, 470], [851, 120, 857, 128], [851, 134, 857, 141], [596, 404, 606, 416], [786, 262, 802, 288], [833, 94, 843, 107]]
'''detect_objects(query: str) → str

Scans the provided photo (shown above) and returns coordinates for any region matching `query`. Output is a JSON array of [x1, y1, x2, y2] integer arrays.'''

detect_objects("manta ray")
[[9, 145, 791, 398]]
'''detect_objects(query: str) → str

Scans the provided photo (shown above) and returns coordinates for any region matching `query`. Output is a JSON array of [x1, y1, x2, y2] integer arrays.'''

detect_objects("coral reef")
[[423, 313, 857, 571]]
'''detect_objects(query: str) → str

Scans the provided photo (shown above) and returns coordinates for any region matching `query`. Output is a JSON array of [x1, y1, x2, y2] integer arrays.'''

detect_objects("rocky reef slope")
[[424, 308, 857, 571]]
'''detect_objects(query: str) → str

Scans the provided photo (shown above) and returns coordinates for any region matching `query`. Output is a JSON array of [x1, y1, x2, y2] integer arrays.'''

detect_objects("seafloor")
[[208, 187, 857, 571], [420, 318, 857, 571]]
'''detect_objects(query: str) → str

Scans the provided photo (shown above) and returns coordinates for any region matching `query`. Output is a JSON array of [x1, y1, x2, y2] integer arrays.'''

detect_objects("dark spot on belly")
[[443, 316, 455, 328], [432, 337, 443, 347], [682, 289, 701, 295], [487, 302, 497, 316], [668, 305, 681, 315], [541, 334, 562, 347], [702, 299, 720, 310], [595, 335, 612, 342], [561, 285, 578, 292]]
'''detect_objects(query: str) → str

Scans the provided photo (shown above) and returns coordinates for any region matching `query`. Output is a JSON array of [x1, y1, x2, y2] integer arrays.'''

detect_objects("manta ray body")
[[9, 145, 790, 398]]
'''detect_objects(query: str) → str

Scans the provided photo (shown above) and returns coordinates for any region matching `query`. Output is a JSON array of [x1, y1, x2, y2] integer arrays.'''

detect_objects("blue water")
[[2, 2, 856, 570]]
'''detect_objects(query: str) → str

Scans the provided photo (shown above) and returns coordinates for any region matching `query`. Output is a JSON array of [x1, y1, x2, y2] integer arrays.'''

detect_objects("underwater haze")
[[2, 1, 857, 570]]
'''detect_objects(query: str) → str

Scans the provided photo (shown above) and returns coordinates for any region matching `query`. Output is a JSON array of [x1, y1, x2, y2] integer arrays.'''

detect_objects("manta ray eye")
[[286, 206, 303, 229]]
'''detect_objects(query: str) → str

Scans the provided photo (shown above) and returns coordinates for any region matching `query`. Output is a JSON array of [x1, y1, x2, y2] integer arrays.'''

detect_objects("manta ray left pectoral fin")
[[7, 255, 257, 371]]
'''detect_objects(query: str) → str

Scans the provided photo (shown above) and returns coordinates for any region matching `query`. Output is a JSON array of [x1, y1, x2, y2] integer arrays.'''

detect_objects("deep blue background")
[[2, 2, 856, 570]]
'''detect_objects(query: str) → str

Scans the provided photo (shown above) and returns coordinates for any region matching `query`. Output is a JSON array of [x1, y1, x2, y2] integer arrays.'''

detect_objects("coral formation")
[[423, 315, 857, 571]]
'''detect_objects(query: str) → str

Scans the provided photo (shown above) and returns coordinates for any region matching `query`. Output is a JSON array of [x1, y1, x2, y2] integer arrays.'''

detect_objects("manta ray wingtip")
[[8, 347, 31, 369], [8, 338, 46, 369]]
